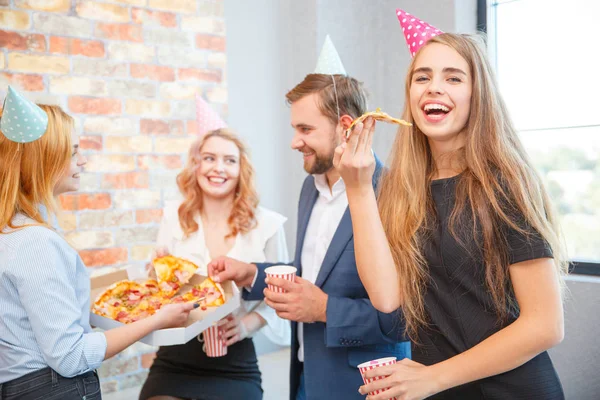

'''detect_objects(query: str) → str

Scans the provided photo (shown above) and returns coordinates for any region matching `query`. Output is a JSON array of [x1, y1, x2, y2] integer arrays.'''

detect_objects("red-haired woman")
[[140, 129, 291, 400]]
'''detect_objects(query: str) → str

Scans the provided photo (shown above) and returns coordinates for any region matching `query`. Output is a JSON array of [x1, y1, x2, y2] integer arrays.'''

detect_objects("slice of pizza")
[[197, 277, 225, 307], [168, 278, 224, 310], [92, 280, 148, 320], [346, 108, 412, 138], [92, 278, 167, 323], [152, 255, 199, 295]]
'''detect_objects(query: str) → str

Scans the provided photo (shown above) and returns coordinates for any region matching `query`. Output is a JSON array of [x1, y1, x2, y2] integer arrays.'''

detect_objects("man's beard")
[[302, 132, 340, 175], [304, 150, 334, 175]]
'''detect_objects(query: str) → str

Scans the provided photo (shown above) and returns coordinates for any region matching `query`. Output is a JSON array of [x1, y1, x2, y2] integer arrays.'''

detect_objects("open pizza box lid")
[[89, 268, 241, 346]]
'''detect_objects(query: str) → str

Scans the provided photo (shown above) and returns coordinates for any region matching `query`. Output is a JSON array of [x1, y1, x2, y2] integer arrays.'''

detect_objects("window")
[[484, 0, 600, 274]]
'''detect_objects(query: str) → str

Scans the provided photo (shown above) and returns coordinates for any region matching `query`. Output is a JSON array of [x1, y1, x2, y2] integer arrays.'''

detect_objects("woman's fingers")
[[333, 142, 346, 169], [357, 117, 372, 154], [225, 334, 240, 346], [345, 121, 363, 156], [363, 118, 376, 157]]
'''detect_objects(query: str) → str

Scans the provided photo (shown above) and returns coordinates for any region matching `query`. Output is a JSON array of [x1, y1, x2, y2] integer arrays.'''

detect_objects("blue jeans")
[[295, 369, 306, 400], [0, 367, 101, 400]]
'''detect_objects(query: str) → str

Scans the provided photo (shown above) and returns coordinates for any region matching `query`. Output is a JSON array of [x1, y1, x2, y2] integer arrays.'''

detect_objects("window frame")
[[479, 0, 599, 276]]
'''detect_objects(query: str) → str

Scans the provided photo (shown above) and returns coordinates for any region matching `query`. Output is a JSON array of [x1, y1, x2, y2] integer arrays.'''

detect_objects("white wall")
[[549, 276, 600, 400]]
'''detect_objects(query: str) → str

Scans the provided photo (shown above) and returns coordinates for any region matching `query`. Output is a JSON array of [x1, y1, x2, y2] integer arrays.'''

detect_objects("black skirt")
[[139, 337, 262, 400]]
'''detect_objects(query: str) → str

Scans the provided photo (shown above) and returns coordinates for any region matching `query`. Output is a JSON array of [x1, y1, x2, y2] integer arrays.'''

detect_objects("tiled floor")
[[103, 348, 291, 400]]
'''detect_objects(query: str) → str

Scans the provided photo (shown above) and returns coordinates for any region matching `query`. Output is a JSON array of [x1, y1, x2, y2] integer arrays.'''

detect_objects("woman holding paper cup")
[[0, 87, 196, 400], [139, 127, 291, 400], [334, 15, 566, 400]]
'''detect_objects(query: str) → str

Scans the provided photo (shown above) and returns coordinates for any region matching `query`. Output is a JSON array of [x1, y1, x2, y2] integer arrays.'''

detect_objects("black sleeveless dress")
[[413, 175, 564, 399], [139, 337, 262, 400]]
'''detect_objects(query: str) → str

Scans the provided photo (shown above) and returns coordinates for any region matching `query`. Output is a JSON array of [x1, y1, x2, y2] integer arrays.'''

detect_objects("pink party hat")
[[195, 94, 227, 136], [396, 9, 443, 57]]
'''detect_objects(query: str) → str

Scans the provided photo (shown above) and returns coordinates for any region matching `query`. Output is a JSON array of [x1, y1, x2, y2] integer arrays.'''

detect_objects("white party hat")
[[314, 35, 346, 75]]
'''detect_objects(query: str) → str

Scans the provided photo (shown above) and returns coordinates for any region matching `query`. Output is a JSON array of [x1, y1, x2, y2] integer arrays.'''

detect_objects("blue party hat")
[[1, 86, 49, 143]]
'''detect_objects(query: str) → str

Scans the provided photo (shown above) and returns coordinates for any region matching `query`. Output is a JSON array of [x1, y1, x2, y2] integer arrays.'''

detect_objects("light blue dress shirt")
[[0, 213, 107, 383]]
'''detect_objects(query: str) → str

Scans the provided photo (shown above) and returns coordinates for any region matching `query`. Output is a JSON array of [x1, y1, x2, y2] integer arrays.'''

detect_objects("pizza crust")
[[346, 108, 412, 138]]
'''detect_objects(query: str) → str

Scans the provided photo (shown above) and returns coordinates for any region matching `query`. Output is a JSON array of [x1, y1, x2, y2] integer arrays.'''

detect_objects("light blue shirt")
[[0, 213, 107, 383]]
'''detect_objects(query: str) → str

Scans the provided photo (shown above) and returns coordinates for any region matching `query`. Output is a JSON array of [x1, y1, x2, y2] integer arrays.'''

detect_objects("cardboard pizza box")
[[89, 269, 241, 346]]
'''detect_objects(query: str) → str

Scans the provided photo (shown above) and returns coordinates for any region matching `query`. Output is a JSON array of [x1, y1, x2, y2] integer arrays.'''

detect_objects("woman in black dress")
[[334, 32, 567, 399]]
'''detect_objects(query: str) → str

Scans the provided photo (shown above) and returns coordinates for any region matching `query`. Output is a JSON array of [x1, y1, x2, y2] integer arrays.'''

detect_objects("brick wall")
[[0, 0, 226, 395]]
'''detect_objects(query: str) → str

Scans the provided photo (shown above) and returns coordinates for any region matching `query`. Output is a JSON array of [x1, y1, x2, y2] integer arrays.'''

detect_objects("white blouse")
[[156, 200, 291, 346]]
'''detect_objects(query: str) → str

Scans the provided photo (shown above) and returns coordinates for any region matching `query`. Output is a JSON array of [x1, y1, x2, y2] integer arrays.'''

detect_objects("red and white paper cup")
[[201, 325, 227, 358], [358, 357, 397, 400], [264, 265, 297, 293]]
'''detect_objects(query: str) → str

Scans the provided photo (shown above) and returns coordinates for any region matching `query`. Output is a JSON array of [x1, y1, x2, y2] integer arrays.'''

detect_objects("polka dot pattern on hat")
[[314, 34, 347, 75], [396, 9, 443, 58], [0, 86, 49, 143], [195, 94, 227, 137]]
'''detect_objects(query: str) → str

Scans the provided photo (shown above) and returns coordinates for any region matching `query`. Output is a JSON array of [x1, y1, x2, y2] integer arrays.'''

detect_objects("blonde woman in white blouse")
[[140, 128, 291, 400]]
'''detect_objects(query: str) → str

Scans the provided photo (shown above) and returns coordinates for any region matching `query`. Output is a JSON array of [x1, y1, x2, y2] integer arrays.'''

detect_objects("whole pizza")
[[92, 256, 225, 324]]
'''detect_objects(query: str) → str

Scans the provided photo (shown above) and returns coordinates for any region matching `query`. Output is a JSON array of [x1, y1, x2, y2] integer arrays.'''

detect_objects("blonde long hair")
[[377, 33, 567, 341], [0, 105, 73, 231], [177, 129, 259, 238]]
